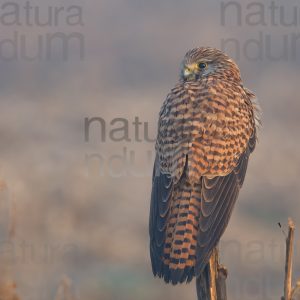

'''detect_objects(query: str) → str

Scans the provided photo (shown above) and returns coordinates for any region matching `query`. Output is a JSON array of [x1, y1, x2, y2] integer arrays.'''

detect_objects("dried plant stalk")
[[196, 247, 227, 300], [283, 219, 295, 300]]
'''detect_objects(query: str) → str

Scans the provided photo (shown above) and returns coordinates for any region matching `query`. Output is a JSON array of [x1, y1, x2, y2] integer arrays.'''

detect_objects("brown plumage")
[[149, 47, 260, 285]]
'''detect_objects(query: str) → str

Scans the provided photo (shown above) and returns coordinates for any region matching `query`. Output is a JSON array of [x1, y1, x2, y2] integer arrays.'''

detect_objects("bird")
[[149, 47, 260, 286]]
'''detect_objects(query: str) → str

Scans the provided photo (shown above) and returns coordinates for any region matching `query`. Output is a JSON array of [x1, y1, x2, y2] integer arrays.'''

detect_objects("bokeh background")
[[0, 0, 299, 299]]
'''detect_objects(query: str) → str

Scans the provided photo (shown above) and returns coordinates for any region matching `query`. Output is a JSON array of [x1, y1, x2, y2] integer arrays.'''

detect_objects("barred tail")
[[161, 178, 202, 284]]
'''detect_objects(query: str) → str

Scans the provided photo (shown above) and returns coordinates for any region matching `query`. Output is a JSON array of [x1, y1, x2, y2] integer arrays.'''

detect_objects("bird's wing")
[[149, 84, 194, 283], [195, 130, 256, 275], [149, 156, 173, 277]]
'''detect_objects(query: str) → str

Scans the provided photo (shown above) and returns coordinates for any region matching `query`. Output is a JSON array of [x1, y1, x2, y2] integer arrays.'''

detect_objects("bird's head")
[[180, 47, 241, 82]]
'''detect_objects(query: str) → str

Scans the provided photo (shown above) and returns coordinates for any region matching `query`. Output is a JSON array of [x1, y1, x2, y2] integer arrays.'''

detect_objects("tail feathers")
[[156, 179, 201, 284], [153, 263, 195, 285], [196, 264, 211, 299]]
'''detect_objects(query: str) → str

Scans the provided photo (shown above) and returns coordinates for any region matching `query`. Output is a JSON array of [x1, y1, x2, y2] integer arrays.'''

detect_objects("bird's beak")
[[183, 63, 198, 78]]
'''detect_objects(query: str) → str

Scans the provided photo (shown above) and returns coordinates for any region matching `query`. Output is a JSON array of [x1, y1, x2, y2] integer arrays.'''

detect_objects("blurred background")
[[0, 0, 299, 299]]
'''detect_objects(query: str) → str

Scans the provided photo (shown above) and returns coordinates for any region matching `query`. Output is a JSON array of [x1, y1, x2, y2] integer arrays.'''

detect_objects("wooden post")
[[283, 219, 295, 300], [197, 219, 300, 300], [216, 264, 228, 299], [196, 247, 227, 300]]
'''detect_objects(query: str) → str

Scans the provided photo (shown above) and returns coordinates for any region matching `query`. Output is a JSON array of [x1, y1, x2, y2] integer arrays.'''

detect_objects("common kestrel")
[[149, 47, 260, 285]]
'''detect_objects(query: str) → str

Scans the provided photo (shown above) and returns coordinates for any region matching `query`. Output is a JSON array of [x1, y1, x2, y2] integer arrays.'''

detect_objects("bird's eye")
[[198, 62, 207, 70]]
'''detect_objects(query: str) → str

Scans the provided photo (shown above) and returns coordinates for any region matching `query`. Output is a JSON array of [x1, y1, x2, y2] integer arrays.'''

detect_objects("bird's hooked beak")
[[183, 63, 198, 79]]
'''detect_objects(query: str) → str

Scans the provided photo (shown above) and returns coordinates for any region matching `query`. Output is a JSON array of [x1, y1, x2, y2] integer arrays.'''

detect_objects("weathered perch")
[[283, 219, 295, 300], [196, 218, 299, 300], [196, 247, 227, 300], [282, 219, 300, 300]]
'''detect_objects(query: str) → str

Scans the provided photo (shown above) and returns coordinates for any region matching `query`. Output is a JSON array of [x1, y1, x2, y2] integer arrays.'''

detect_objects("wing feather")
[[149, 156, 173, 275], [195, 132, 256, 276]]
